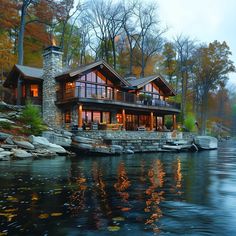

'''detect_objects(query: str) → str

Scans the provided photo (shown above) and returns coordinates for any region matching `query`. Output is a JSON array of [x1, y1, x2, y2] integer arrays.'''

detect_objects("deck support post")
[[122, 109, 126, 130], [78, 104, 83, 128], [150, 112, 154, 131], [172, 114, 177, 130]]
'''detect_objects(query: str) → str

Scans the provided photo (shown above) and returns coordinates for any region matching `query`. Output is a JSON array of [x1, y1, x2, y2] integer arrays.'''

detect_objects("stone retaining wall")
[[73, 131, 195, 153]]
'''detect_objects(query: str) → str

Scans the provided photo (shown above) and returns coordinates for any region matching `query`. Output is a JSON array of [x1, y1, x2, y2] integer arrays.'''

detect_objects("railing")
[[57, 86, 181, 110]]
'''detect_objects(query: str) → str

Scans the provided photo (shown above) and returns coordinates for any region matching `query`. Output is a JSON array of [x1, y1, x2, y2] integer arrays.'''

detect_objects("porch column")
[[78, 104, 83, 128], [150, 112, 154, 131], [172, 114, 177, 130], [122, 109, 126, 130]]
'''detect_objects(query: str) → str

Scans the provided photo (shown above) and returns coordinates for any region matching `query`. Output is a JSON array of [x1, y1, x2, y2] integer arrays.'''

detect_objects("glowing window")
[[30, 84, 38, 97], [65, 110, 71, 123]]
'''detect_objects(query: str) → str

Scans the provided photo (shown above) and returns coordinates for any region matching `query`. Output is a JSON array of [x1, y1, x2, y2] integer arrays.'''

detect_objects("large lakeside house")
[[4, 45, 180, 131]]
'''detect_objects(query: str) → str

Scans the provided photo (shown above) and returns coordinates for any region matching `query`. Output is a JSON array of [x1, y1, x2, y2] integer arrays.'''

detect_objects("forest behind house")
[[0, 0, 236, 135]]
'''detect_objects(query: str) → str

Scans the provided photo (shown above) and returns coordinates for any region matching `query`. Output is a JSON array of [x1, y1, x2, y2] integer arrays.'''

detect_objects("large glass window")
[[30, 84, 39, 97], [83, 111, 92, 123], [86, 71, 96, 82], [107, 87, 113, 99], [93, 112, 101, 123], [97, 71, 106, 84], [145, 83, 152, 92]]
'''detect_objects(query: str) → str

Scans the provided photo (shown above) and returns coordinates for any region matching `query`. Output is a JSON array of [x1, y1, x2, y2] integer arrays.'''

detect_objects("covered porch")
[[62, 103, 178, 131]]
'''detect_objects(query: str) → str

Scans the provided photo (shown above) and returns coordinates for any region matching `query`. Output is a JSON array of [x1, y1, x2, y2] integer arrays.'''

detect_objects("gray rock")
[[29, 135, 51, 146], [14, 140, 35, 150], [0, 155, 10, 161], [0, 132, 12, 141], [5, 137, 14, 145], [73, 136, 99, 144], [0, 148, 4, 152], [60, 130, 73, 137], [46, 143, 67, 154], [126, 149, 134, 154], [0, 151, 13, 156], [28, 135, 66, 154], [1, 144, 18, 150], [42, 131, 71, 147], [110, 145, 123, 154], [13, 149, 32, 159], [0, 118, 15, 124], [72, 142, 93, 150]]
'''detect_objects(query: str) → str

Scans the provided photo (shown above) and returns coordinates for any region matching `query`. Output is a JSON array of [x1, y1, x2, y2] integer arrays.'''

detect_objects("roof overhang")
[[4, 64, 42, 87], [55, 60, 130, 87], [134, 75, 176, 96]]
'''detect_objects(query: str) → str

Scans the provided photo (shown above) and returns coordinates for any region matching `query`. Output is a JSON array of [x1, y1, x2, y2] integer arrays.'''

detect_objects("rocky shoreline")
[[0, 130, 75, 161]]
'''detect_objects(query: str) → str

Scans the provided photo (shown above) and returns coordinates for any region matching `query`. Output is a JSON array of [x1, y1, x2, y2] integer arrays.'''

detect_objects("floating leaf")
[[0, 232, 8, 236], [31, 193, 39, 201], [38, 213, 49, 219], [107, 226, 120, 232], [6, 196, 18, 202], [112, 217, 125, 222], [51, 212, 63, 217], [4, 208, 17, 213], [121, 207, 131, 212]]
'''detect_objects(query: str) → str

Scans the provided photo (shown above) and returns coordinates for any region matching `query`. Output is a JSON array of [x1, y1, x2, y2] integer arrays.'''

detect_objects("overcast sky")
[[157, 0, 236, 86]]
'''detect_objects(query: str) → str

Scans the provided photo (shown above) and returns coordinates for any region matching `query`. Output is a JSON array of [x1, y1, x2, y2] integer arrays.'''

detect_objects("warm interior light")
[[52, 36, 57, 46]]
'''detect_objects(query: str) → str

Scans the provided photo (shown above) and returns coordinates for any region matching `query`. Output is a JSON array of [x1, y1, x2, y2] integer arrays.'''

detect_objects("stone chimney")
[[42, 45, 63, 128]]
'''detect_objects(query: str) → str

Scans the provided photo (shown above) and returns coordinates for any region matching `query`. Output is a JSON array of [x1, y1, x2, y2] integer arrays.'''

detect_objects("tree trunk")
[[18, 4, 26, 65], [111, 39, 116, 69], [140, 40, 145, 77]]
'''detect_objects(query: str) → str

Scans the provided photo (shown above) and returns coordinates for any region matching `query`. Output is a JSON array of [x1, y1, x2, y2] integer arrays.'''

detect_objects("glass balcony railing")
[[56, 86, 181, 110]]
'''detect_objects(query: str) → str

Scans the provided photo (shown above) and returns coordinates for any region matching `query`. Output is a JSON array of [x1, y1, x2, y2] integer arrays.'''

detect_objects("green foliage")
[[184, 114, 196, 132], [165, 115, 173, 130], [20, 101, 46, 135], [0, 121, 12, 129]]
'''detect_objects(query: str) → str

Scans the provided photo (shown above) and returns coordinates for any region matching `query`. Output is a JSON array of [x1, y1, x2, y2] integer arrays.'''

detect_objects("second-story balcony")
[[56, 86, 181, 111]]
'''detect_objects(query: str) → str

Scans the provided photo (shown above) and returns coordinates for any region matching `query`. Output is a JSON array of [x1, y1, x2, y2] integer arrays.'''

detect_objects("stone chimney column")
[[42, 46, 63, 128]]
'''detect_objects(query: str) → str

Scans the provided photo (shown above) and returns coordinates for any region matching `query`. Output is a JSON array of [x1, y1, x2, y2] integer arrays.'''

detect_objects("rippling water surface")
[[1, 140, 236, 235]]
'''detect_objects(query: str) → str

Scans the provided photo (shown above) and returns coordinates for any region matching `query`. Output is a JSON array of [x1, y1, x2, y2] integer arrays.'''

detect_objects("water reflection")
[[1, 141, 236, 235], [144, 160, 165, 232]]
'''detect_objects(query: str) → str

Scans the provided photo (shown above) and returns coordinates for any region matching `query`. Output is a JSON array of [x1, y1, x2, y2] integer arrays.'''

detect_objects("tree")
[[193, 41, 235, 134], [174, 35, 196, 122], [134, 1, 164, 77], [160, 42, 177, 86]]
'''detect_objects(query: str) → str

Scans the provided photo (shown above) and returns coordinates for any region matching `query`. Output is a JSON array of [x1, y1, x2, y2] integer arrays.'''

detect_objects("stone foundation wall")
[[74, 131, 195, 153]]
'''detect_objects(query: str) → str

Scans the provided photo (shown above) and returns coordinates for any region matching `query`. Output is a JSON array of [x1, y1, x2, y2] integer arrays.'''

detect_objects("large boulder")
[[110, 145, 123, 154], [0, 132, 12, 141], [46, 143, 67, 154], [29, 135, 51, 146], [13, 149, 32, 159], [14, 140, 35, 150], [42, 131, 71, 147], [29, 135, 67, 154]]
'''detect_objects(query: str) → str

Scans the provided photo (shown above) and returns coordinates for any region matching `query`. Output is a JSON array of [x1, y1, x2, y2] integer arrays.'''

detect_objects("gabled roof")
[[14, 64, 43, 79], [125, 75, 176, 96], [4, 64, 43, 87], [56, 60, 130, 86]]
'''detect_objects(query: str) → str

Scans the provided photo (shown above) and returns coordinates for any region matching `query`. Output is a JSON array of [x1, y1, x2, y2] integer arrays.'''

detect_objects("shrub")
[[0, 121, 12, 129], [184, 114, 196, 132], [20, 101, 46, 135], [165, 119, 173, 130]]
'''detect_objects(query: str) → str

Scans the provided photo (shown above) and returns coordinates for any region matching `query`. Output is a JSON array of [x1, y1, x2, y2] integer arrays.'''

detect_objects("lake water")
[[1, 140, 236, 235]]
